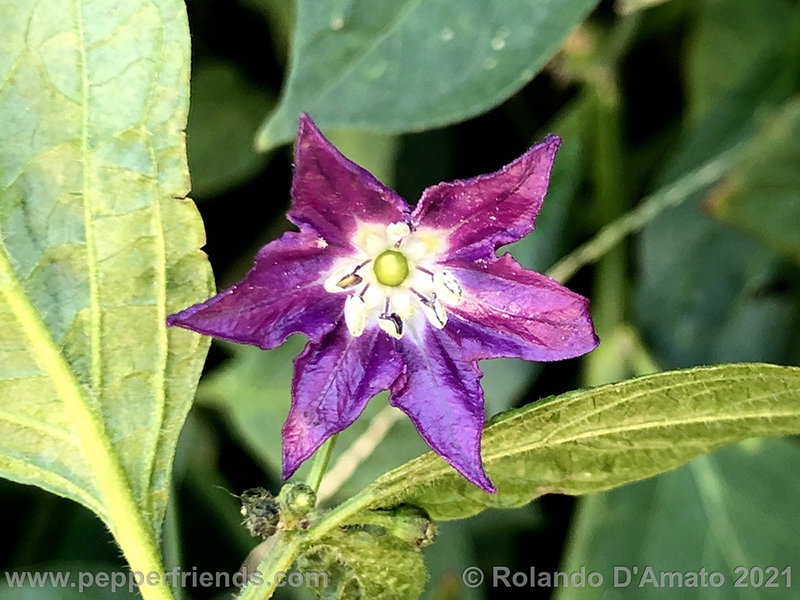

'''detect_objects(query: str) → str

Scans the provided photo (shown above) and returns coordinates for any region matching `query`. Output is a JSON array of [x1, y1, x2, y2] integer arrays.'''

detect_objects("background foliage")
[[2, 0, 800, 599]]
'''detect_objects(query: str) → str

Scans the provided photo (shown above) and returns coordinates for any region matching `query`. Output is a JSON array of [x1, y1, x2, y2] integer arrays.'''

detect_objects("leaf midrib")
[[136, 4, 170, 524]]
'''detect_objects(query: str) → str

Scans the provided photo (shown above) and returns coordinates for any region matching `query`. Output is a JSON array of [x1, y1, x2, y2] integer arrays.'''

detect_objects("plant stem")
[[306, 434, 337, 493], [583, 53, 628, 387], [545, 143, 746, 285]]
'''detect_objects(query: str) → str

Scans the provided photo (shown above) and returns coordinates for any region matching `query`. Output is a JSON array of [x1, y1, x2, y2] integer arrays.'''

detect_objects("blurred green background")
[[3, 0, 799, 598]]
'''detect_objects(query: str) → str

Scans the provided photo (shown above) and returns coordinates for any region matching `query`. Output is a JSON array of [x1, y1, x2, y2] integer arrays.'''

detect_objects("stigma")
[[323, 221, 462, 339]]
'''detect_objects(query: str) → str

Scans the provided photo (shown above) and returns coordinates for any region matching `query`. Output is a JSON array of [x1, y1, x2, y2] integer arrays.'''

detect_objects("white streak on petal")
[[364, 233, 387, 256], [401, 227, 448, 262], [352, 222, 387, 254], [389, 288, 413, 318], [344, 294, 367, 337], [400, 237, 427, 262], [361, 283, 384, 311]]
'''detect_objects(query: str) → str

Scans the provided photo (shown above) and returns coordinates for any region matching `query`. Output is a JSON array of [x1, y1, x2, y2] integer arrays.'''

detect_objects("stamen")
[[324, 260, 370, 293], [335, 272, 363, 289], [411, 289, 447, 329], [433, 270, 463, 304], [378, 313, 404, 339], [344, 294, 367, 337]]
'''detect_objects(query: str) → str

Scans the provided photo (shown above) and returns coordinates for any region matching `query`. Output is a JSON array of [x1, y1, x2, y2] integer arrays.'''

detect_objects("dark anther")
[[335, 272, 363, 289], [380, 312, 404, 336], [412, 289, 435, 307]]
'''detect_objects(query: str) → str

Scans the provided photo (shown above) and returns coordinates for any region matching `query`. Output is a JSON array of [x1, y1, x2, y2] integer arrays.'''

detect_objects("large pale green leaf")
[[255, 0, 600, 151], [707, 100, 800, 264], [358, 364, 800, 521], [555, 439, 800, 600], [0, 0, 211, 547]]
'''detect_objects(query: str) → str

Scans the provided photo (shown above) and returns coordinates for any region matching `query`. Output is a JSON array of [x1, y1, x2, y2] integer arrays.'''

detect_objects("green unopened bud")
[[373, 250, 409, 286], [283, 482, 317, 516], [272, 482, 318, 531]]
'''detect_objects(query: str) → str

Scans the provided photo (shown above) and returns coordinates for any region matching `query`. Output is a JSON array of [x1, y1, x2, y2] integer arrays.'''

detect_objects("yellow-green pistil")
[[373, 250, 409, 286]]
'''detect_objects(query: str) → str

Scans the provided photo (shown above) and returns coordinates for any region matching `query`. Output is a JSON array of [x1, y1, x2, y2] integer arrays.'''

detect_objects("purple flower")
[[168, 114, 598, 493]]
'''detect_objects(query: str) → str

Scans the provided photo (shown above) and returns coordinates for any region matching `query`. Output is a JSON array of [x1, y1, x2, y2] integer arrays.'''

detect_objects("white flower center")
[[323, 221, 463, 339]]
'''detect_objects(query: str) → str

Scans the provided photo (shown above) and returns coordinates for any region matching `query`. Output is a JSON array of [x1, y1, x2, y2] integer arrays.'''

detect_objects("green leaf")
[[555, 438, 800, 600], [0, 0, 211, 575], [706, 100, 800, 264], [255, 0, 600, 151], [685, 0, 794, 122], [358, 363, 800, 521]]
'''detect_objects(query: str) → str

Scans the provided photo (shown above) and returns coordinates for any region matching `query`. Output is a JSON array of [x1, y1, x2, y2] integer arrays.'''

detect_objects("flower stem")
[[317, 406, 404, 503], [306, 434, 337, 493]]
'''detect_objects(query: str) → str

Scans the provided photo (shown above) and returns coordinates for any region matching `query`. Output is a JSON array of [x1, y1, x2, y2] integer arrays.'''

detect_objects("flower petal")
[[445, 254, 599, 362], [289, 113, 411, 245], [282, 324, 403, 478], [389, 325, 496, 493], [412, 136, 560, 261], [166, 230, 344, 348]]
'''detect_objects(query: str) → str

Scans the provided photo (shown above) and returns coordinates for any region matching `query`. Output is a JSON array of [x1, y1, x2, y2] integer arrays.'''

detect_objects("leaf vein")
[[0, 409, 75, 441]]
